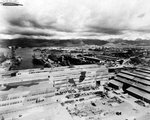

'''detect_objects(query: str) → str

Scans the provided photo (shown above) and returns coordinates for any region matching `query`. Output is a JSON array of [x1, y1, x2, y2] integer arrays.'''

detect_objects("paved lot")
[[4, 102, 73, 120], [65, 93, 150, 120]]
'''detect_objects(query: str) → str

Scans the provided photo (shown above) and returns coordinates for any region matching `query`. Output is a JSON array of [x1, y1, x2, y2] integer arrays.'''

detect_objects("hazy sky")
[[0, 0, 150, 40]]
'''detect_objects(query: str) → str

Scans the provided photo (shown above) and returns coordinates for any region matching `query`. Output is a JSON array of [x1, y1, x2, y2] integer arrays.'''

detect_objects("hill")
[[0, 38, 108, 48], [0, 38, 150, 48]]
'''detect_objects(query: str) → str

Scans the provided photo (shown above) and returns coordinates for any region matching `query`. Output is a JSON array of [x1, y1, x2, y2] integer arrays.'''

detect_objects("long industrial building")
[[109, 67, 150, 103], [0, 64, 110, 91]]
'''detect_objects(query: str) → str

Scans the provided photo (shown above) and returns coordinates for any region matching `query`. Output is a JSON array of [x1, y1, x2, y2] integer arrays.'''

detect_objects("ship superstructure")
[[0, 46, 22, 74], [0, 59, 12, 73]]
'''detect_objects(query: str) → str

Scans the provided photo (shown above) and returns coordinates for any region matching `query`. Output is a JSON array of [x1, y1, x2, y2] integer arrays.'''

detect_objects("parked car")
[[134, 100, 145, 107]]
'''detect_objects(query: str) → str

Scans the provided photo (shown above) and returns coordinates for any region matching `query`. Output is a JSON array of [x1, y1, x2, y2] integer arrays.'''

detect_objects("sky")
[[0, 0, 150, 40]]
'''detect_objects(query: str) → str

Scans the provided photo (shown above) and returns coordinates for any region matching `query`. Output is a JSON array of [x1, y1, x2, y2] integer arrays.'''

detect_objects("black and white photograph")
[[0, 0, 150, 120]]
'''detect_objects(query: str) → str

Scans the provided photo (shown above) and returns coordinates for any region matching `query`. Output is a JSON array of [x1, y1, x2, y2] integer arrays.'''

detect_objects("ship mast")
[[8, 46, 17, 60]]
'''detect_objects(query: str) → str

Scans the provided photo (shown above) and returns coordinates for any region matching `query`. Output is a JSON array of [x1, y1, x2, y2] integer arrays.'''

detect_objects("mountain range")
[[0, 38, 150, 48]]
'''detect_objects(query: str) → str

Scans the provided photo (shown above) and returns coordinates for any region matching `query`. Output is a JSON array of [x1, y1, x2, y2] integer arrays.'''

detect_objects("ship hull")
[[32, 55, 44, 65]]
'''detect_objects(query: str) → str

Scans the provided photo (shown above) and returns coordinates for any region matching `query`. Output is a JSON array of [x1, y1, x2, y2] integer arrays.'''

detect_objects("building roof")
[[136, 69, 150, 75], [117, 73, 134, 79], [123, 70, 150, 82], [121, 70, 150, 80], [133, 77, 150, 86], [117, 72, 150, 86], [133, 71, 150, 78], [115, 77, 150, 93], [109, 80, 123, 87], [139, 67, 150, 72], [126, 87, 150, 100]]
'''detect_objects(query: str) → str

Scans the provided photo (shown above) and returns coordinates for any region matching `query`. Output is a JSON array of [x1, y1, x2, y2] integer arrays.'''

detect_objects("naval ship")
[[0, 59, 12, 73], [0, 46, 22, 74]]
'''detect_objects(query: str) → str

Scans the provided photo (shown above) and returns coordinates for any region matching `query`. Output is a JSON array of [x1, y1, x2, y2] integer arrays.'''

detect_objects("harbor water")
[[0, 47, 103, 70], [0, 47, 43, 70]]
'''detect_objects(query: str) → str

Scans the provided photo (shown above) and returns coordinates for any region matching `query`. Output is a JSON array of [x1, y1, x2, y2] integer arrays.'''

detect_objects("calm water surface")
[[1, 47, 43, 70]]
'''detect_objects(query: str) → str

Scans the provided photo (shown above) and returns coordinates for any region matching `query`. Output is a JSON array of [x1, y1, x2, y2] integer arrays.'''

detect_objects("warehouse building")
[[109, 67, 150, 103]]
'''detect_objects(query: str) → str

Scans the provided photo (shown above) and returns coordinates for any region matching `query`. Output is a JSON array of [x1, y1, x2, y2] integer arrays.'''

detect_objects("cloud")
[[6, 10, 56, 29], [0, 0, 150, 40], [3, 26, 55, 37], [7, 29, 55, 37], [8, 16, 43, 28], [87, 26, 123, 35]]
